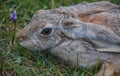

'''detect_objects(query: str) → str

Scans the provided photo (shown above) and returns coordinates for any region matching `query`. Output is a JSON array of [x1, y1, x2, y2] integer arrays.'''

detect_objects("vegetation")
[[0, 0, 120, 76]]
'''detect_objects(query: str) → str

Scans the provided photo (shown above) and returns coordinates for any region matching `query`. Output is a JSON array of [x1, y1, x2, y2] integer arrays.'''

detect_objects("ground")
[[0, 0, 120, 76]]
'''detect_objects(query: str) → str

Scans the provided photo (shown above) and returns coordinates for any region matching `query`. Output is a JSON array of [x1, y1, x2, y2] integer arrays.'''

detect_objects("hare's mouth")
[[19, 39, 43, 51], [19, 41, 36, 50]]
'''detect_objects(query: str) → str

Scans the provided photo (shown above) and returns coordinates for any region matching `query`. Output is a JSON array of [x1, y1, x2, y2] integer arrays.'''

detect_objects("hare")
[[17, 1, 120, 74]]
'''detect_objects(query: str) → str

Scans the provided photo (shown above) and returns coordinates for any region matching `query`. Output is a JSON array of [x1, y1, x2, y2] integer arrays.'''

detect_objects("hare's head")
[[17, 9, 81, 51]]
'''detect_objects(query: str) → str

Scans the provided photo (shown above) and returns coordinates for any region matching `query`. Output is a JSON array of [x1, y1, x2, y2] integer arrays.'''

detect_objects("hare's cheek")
[[20, 41, 36, 50]]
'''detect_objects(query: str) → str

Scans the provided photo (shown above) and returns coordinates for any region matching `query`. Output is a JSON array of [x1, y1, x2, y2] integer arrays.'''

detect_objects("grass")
[[0, 0, 120, 76]]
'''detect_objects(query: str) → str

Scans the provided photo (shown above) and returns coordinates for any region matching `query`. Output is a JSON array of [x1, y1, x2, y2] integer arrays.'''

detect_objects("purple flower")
[[10, 10, 17, 23]]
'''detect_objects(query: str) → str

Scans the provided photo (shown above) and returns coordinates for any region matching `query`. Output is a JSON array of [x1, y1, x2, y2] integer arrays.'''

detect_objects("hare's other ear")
[[79, 9, 108, 25]]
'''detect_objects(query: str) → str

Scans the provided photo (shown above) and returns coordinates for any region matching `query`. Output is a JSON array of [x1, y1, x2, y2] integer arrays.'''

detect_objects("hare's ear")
[[61, 18, 120, 53], [78, 22, 120, 53]]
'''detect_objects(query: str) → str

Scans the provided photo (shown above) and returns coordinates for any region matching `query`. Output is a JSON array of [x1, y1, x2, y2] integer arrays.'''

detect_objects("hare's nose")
[[16, 30, 28, 42]]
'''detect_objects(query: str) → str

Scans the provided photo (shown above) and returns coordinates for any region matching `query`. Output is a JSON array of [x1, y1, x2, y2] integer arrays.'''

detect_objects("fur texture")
[[17, 1, 120, 68]]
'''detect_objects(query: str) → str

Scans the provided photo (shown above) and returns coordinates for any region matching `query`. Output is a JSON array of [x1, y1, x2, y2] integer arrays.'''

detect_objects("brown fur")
[[17, 1, 120, 75]]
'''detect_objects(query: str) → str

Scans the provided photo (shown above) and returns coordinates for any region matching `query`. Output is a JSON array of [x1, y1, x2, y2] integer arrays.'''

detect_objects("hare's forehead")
[[30, 14, 63, 27], [31, 18, 59, 28], [32, 13, 63, 24]]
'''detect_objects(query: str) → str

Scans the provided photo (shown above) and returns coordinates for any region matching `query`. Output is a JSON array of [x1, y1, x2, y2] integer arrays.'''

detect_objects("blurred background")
[[0, 0, 120, 76]]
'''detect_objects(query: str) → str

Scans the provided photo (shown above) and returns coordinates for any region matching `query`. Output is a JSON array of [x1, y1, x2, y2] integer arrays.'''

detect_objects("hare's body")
[[50, 39, 120, 67], [17, 1, 120, 69]]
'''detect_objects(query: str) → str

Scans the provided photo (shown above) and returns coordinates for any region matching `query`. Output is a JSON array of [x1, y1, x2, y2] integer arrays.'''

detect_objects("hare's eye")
[[41, 28, 52, 35]]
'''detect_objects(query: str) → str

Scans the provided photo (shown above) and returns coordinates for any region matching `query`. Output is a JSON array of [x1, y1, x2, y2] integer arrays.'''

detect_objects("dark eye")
[[41, 28, 52, 35]]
